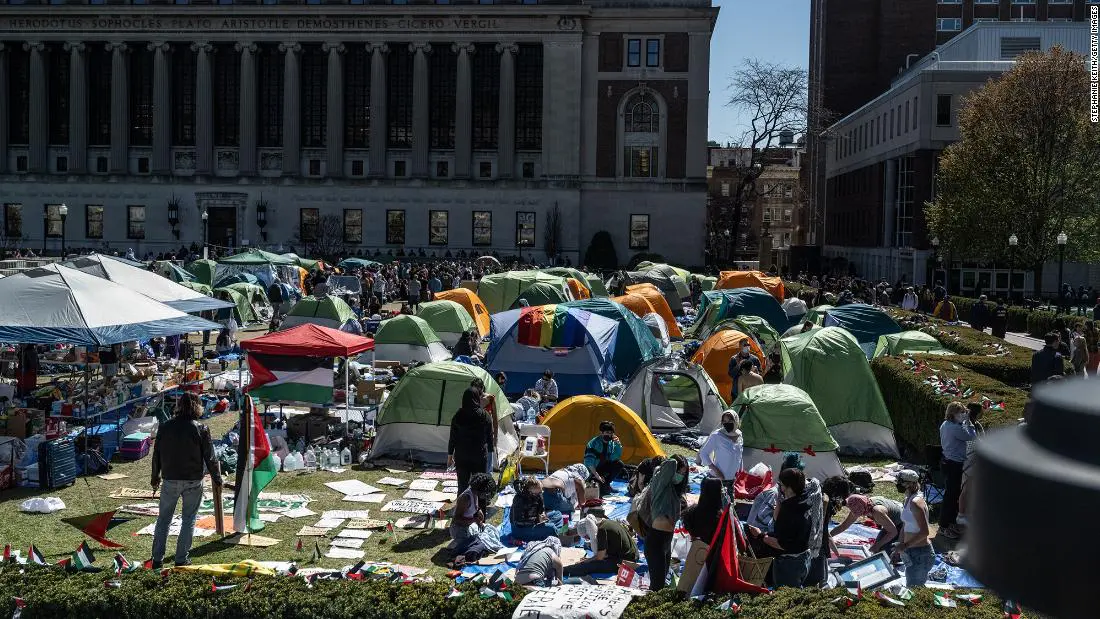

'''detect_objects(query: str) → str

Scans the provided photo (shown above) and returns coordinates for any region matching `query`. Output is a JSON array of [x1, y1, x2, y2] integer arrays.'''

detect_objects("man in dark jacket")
[[990, 299, 1009, 339], [1030, 332, 1065, 385], [969, 295, 990, 333], [150, 392, 222, 568]]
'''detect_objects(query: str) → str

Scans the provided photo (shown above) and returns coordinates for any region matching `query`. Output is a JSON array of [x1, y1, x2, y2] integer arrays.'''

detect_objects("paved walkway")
[[1004, 332, 1042, 351]]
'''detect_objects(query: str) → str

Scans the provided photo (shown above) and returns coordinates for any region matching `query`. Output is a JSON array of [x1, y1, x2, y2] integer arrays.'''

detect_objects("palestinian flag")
[[27, 545, 45, 566], [246, 353, 334, 405], [70, 542, 96, 571], [61, 511, 130, 549], [113, 553, 138, 574], [12, 597, 24, 619], [233, 396, 279, 533]]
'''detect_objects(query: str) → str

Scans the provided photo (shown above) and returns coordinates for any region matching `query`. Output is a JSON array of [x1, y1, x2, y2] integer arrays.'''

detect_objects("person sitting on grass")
[[823, 476, 904, 555], [449, 472, 497, 562], [510, 476, 564, 542], [583, 421, 624, 496], [515, 536, 564, 587], [562, 514, 639, 577]]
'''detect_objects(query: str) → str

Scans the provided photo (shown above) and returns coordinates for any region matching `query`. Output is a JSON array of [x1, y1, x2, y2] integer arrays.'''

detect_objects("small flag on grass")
[[933, 592, 957, 608], [12, 597, 25, 619], [233, 396, 279, 534], [67, 542, 97, 571], [27, 546, 45, 566], [113, 553, 138, 575], [2, 545, 10, 562]]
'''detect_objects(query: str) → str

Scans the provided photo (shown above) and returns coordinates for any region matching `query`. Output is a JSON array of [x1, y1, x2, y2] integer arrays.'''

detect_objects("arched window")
[[620, 90, 662, 179]]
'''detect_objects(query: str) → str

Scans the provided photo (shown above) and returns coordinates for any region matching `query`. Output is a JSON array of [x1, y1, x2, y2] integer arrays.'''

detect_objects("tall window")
[[472, 43, 500, 150], [936, 94, 952, 126], [3, 204, 23, 239], [299, 208, 319, 242], [645, 39, 660, 68], [514, 44, 542, 151], [130, 47, 154, 146], [629, 214, 650, 250], [344, 46, 370, 148], [173, 44, 197, 146], [429, 210, 448, 245], [8, 45, 29, 144], [300, 45, 326, 148], [387, 46, 414, 148], [516, 212, 535, 247], [429, 45, 456, 149], [344, 209, 362, 244], [88, 46, 111, 146], [85, 205, 103, 239], [48, 46, 71, 144], [127, 205, 146, 239], [623, 91, 660, 178], [472, 211, 492, 246], [895, 156, 915, 247], [44, 204, 63, 238], [258, 45, 284, 147], [626, 39, 641, 67], [214, 43, 241, 147], [386, 209, 405, 244]]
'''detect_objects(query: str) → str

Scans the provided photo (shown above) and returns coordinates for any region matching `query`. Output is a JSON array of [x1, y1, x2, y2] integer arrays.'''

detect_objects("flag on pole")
[[61, 511, 130, 549], [27, 546, 45, 566], [12, 597, 25, 619], [233, 395, 278, 533]]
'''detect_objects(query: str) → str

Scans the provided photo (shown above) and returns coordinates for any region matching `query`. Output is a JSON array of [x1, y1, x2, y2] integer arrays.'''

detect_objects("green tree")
[[926, 47, 1100, 295], [583, 230, 619, 270]]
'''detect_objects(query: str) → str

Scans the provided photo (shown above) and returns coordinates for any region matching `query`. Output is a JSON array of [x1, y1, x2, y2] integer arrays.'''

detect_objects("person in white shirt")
[[901, 287, 919, 311], [534, 369, 559, 403], [697, 410, 744, 495]]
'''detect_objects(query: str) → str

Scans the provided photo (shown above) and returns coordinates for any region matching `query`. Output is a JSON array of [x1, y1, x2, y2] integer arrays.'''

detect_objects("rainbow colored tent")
[[486, 305, 619, 397]]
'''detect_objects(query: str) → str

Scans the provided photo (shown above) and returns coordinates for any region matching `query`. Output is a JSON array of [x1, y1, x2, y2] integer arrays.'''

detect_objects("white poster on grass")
[[512, 585, 640, 619]]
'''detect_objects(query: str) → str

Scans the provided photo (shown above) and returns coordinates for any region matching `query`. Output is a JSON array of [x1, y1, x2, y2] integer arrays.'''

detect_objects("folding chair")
[[919, 444, 946, 517], [516, 425, 551, 477]]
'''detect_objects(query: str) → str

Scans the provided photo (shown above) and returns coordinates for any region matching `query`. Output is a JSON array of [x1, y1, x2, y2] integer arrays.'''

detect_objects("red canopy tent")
[[241, 323, 374, 357]]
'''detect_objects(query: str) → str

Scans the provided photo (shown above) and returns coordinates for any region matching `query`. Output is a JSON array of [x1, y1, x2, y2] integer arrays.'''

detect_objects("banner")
[[512, 585, 639, 619]]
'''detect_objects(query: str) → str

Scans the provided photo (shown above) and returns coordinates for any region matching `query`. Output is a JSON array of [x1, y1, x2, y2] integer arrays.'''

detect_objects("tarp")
[[486, 305, 619, 397], [0, 264, 219, 346], [433, 288, 491, 337], [218, 249, 296, 266], [242, 323, 374, 357], [619, 357, 727, 435], [338, 257, 380, 271], [820, 304, 902, 353], [540, 396, 665, 469], [562, 298, 664, 381], [187, 259, 218, 287], [416, 300, 477, 348], [370, 361, 518, 465], [282, 295, 362, 333], [732, 383, 845, 481], [690, 288, 790, 339], [872, 330, 954, 358], [372, 315, 451, 364], [780, 327, 898, 457], [510, 281, 571, 309], [716, 271, 785, 301], [64, 253, 233, 314], [478, 271, 572, 314], [691, 329, 767, 403], [617, 284, 683, 339], [153, 260, 197, 283]]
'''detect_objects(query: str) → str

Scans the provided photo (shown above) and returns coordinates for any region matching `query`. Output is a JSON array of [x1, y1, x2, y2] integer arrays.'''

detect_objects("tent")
[[780, 327, 899, 457], [369, 361, 518, 465], [717, 316, 781, 353], [282, 296, 363, 333], [732, 384, 845, 480], [819, 304, 902, 357], [689, 288, 790, 339], [692, 273, 717, 292], [781, 323, 821, 338], [782, 297, 809, 321], [214, 286, 257, 323], [242, 322, 374, 357], [540, 396, 665, 469], [217, 250, 298, 289], [615, 271, 686, 316], [477, 271, 572, 314], [416, 300, 477, 348], [872, 330, 955, 358], [282, 253, 324, 272], [543, 267, 591, 291], [370, 315, 452, 364], [637, 263, 691, 300], [224, 282, 270, 322], [0, 264, 219, 345], [617, 284, 683, 338], [486, 305, 619, 397], [153, 260, 197, 283], [803, 305, 835, 326], [179, 281, 214, 297], [338, 257, 380, 271], [716, 271, 785, 301], [642, 313, 671, 354], [561, 298, 664, 381], [585, 275, 609, 298], [64, 253, 233, 314], [636, 261, 691, 283], [510, 280, 571, 309], [565, 278, 591, 301], [619, 357, 727, 435], [218, 249, 297, 266], [187, 259, 218, 287], [213, 272, 262, 289], [691, 329, 766, 402], [433, 288, 491, 337]]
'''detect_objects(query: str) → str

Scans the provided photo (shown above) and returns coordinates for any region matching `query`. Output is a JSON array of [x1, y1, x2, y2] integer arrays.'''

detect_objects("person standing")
[[638, 455, 689, 591], [407, 276, 422, 312], [891, 469, 934, 587], [1084, 320, 1100, 375], [447, 387, 495, 495], [149, 392, 222, 568], [901, 287, 919, 311], [969, 295, 990, 333], [696, 410, 743, 496], [1029, 332, 1065, 385], [989, 299, 1008, 339], [372, 275, 387, 307], [938, 401, 976, 540]]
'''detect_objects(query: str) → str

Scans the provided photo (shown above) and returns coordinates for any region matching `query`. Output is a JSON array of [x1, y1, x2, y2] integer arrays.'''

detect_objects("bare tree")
[[544, 203, 563, 264], [296, 214, 347, 262]]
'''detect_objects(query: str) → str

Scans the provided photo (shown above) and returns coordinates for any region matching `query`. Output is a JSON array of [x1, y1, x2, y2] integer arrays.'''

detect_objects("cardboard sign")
[[403, 490, 456, 503], [408, 479, 438, 491], [344, 494, 387, 504], [394, 515, 449, 529], [382, 499, 445, 515], [419, 470, 458, 480], [512, 585, 639, 619], [345, 518, 389, 529], [676, 540, 710, 593], [376, 477, 409, 487]]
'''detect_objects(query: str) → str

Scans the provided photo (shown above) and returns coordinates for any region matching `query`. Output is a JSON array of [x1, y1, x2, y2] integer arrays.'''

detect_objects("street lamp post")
[[1007, 233, 1018, 304], [931, 236, 940, 286], [58, 203, 68, 258], [201, 209, 209, 259], [1057, 231, 1067, 313]]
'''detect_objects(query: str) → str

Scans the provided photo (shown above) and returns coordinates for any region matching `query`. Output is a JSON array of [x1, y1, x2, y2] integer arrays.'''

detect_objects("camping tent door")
[[649, 371, 705, 430]]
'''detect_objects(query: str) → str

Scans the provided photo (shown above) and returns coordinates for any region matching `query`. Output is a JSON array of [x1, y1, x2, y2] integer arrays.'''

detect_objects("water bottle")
[[295, 438, 305, 453], [304, 447, 317, 471], [272, 452, 282, 472], [340, 446, 351, 466]]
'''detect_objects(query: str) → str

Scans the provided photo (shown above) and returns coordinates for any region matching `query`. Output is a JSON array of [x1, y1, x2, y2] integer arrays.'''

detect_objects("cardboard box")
[[373, 360, 402, 370], [676, 540, 710, 593]]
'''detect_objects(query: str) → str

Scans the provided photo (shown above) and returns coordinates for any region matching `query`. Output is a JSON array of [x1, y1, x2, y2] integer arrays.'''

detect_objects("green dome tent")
[[370, 315, 451, 365], [178, 281, 213, 297], [780, 326, 899, 457], [873, 330, 955, 358], [562, 298, 665, 381], [213, 286, 255, 323], [338, 257, 381, 271], [692, 274, 717, 292], [282, 295, 362, 333], [187, 259, 218, 287], [218, 248, 296, 266], [369, 361, 519, 465], [585, 274, 609, 298], [509, 281, 571, 309], [416, 300, 477, 348], [733, 384, 845, 481], [154, 260, 197, 283], [636, 261, 691, 283], [478, 271, 572, 314], [717, 316, 781, 353], [690, 288, 791, 339], [803, 305, 834, 326]]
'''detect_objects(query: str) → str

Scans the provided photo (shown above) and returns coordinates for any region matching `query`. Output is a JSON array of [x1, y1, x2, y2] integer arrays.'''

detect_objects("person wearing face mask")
[[562, 514, 638, 577], [727, 339, 761, 399], [759, 467, 815, 588], [583, 421, 624, 496], [696, 410, 744, 497], [938, 401, 976, 540], [636, 454, 689, 590], [892, 469, 933, 587], [510, 476, 563, 542]]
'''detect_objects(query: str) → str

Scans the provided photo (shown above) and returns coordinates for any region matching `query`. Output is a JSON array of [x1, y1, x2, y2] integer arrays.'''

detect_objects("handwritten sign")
[[409, 479, 439, 491], [382, 499, 445, 515], [512, 585, 640, 619]]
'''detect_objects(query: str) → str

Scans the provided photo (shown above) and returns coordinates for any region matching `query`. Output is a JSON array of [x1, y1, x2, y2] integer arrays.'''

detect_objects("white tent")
[[65, 253, 233, 314], [641, 313, 671, 355], [782, 297, 808, 320], [618, 357, 727, 435], [0, 264, 219, 345]]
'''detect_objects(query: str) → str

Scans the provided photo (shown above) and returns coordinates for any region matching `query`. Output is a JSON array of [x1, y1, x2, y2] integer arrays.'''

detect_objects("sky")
[[707, 1, 810, 144]]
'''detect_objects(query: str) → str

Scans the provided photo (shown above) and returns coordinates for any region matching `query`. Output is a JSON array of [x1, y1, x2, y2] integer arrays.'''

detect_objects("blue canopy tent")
[[820, 304, 902, 357], [691, 288, 791, 339], [562, 298, 664, 382], [486, 305, 619, 398]]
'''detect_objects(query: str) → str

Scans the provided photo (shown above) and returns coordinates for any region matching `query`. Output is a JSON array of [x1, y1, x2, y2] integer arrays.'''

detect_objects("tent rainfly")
[[561, 298, 664, 381], [872, 331, 955, 358], [733, 383, 845, 481], [65, 253, 234, 314], [370, 315, 452, 365], [432, 288, 491, 337], [416, 300, 478, 348], [477, 271, 572, 314], [715, 270, 785, 301], [539, 396, 665, 469], [281, 295, 363, 333]]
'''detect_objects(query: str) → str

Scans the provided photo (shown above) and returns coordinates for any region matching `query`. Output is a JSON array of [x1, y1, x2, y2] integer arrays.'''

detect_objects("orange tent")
[[716, 271, 785, 301], [691, 329, 766, 402], [432, 288, 491, 337], [566, 278, 591, 300], [616, 285, 682, 339]]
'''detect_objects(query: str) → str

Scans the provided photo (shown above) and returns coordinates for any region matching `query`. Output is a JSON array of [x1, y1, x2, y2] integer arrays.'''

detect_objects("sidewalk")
[[1004, 332, 1043, 351]]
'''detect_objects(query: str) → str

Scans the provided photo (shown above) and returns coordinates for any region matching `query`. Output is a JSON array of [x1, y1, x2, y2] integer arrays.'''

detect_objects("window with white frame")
[[626, 39, 641, 67], [622, 91, 661, 178], [937, 18, 962, 31]]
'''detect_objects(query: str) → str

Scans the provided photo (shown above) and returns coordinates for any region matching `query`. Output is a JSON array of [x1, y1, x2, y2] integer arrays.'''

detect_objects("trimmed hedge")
[[871, 355, 1026, 457], [0, 567, 1009, 619], [890, 310, 1033, 387]]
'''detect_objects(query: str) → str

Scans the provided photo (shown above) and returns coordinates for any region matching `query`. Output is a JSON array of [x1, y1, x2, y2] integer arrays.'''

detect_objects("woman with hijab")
[[697, 410, 743, 497], [515, 536, 563, 586], [637, 454, 689, 590], [447, 387, 495, 495], [682, 476, 728, 544]]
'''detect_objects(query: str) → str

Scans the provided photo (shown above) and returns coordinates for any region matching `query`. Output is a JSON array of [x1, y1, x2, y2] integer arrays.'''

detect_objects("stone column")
[[279, 42, 301, 176], [452, 42, 474, 179], [0, 44, 7, 174], [496, 42, 517, 179], [236, 42, 258, 176], [26, 42, 47, 173], [367, 43, 388, 177], [106, 42, 130, 174], [148, 41, 171, 175], [541, 38, 582, 177], [193, 42, 214, 175], [580, 34, 599, 178], [410, 41, 431, 178], [65, 42, 87, 174], [323, 42, 345, 178], [685, 32, 711, 179]]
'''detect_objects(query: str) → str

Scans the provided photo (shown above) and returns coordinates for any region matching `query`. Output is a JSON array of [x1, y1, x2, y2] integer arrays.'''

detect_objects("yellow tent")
[[540, 396, 665, 469], [433, 288, 491, 337], [566, 278, 591, 300]]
